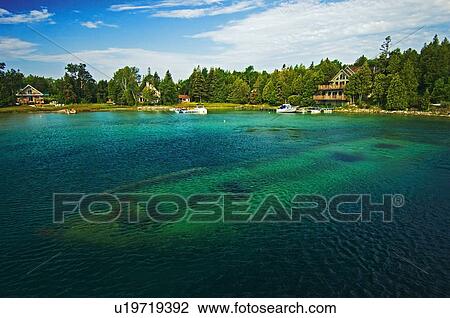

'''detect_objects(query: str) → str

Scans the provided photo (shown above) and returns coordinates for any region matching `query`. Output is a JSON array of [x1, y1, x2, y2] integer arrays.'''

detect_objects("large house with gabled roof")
[[313, 65, 360, 104], [16, 84, 45, 105]]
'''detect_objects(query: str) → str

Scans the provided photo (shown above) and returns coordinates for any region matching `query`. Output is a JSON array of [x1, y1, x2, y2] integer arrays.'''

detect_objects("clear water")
[[0, 111, 449, 297]]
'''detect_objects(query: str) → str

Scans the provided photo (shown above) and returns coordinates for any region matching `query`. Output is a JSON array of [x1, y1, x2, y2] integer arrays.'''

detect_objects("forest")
[[1, 35, 449, 110]]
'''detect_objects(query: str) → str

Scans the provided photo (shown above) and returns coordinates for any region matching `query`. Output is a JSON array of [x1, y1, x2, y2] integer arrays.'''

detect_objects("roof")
[[329, 65, 360, 83], [16, 84, 44, 97], [178, 95, 190, 99], [348, 65, 361, 73]]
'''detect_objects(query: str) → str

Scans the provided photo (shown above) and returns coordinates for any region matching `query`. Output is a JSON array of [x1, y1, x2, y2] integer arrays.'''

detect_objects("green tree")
[[354, 55, 368, 67], [288, 95, 301, 106], [159, 70, 178, 105], [63, 63, 97, 103], [345, 62, 372, 105], [292, 69, 323, 106], [431, 78, 446, 103], [96, 80, 108, 103], [386, 74, 408, 110], [378, 36, 391, 74], [262, 80, 278, 105], [108, 66, 140, 105], [62, 74, 77, 104], [249, 74, 267, 104], [243, 65, 259, 88], [0, 63, 24, 106], [228, 78, 250, 104], [420, 88, 431, 110], [316, 58, 341, 82], [400, 59, 419, 106], [153, 72, 161, 90], [387, 49, 403, 74], [189, 67, 207, 102], [372, 73, 389, 106]]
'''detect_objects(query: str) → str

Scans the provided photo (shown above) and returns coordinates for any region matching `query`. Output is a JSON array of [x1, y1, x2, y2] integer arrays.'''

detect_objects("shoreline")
[[0, 103, 449, 118], [333, 106, 450, 118]]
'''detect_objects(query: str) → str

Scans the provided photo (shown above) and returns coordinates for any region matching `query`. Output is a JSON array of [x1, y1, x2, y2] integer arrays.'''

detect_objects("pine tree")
[[96, 80, 108, 103], [378, 36, 391, 74], [250, 74, 267, 104], [372, 73, 389, 106], [387, 74, 408, 110], [189, 67, 206, 102], [153, 72, 161, 89], [346, 62, 372, 105], [262, 80, 277, 105], [401, 59, 419, 106], [207, 68, 222, 102], [159, 70, 178, 105], [431, 78, 446, 103], [420, 88, 431, 110]]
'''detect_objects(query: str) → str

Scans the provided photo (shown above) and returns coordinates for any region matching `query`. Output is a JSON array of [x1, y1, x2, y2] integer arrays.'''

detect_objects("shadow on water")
[[331, 151, 365, 162], [374, 143, 402, 149]]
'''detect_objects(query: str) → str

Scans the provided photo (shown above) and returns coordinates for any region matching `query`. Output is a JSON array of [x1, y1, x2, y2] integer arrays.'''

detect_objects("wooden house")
[[16, 85, 45, 105], [138, 82, 161, 104], [313, 66, 360, 104]]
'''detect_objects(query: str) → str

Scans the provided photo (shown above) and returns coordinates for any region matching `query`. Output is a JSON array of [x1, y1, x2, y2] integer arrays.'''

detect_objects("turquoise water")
[[0, 111, 449, 297]]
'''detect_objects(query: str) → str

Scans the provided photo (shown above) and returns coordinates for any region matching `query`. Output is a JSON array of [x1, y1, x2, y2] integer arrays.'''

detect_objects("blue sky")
[[1, 0, 449, 80]]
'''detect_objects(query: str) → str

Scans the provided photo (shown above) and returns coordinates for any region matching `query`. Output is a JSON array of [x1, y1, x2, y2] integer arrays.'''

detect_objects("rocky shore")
[[334, 106, 450, 118]]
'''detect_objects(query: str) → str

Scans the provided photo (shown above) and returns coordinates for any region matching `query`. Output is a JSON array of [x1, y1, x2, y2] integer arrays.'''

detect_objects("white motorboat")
[[308, 107, 321, 114], [174, 104, 208, 114], [321, 107, 333, 113], [174, 107, 188, 114], [276, 104, 297, 113]]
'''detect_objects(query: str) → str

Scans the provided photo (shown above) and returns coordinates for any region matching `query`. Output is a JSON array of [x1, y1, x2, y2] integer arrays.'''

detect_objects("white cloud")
[[0, 8, 54, 24], [0, 37, 37, 57], [109, 1, 223, 11], [153, 0, 264, 18], [6, 0, 450, 81], [191, 0, 450, 67], [81, 21, 118, 29], [21, 47, 213, 80]]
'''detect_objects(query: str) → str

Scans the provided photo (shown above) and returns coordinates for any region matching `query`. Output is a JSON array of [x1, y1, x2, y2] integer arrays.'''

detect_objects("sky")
[[0, 0, 449, 80]]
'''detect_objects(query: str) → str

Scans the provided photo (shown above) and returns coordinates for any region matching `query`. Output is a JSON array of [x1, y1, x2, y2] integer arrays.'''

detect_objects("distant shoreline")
[[0, 103, 449, 118]]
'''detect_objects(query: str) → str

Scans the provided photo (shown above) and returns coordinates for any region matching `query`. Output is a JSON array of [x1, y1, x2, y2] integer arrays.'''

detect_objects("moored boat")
[[65, 109, 77, 115], [276, 104, 297, 113], [321, 107, 333, 113], [174, 107, 188, 114], [308, 107, 321, 114], [174, 104, 208, 114]]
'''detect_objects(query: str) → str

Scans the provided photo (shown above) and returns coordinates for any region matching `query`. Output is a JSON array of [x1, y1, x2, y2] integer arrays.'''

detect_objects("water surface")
[[0, 111, 449, 297]]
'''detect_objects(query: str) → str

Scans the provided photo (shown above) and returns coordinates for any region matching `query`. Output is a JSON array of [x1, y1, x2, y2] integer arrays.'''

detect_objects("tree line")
[[1, 35, 449, 109]]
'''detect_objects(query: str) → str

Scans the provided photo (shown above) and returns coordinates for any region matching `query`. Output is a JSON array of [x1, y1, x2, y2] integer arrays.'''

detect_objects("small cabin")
[[16, 85, 45, 105], [178, 95, 190, 103]]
